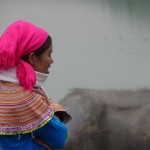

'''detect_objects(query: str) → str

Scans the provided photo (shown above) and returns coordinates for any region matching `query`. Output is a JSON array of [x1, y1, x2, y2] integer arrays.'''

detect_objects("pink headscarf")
[[0, 20, 49, 90]]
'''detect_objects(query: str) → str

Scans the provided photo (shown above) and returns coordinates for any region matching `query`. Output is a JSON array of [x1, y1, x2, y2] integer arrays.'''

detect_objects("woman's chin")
[[46, 70, 50, 74]]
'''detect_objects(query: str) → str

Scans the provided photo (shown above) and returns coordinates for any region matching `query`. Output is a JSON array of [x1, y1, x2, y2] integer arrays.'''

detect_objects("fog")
[[0, 0, 150, 101]]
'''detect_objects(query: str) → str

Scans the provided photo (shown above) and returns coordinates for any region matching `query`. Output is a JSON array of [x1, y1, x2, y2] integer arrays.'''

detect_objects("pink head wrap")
[[0, 20, 49, 90]]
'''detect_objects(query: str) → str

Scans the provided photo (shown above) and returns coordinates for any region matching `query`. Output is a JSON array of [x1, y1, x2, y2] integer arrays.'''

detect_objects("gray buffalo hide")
[[60, 88, 150, 150]]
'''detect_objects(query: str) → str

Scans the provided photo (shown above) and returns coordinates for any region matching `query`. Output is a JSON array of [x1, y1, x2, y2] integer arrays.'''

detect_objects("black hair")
[[22, 35, 52, 61], [34, 35, 52, 56]]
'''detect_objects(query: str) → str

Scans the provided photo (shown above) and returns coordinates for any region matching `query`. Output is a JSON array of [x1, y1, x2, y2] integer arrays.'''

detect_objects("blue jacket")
[[0, 116, 68, 150]]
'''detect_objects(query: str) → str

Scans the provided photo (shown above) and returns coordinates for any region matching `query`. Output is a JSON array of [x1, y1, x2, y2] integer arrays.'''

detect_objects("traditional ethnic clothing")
[[0, 80, 53, 135], [0, 20, 48, 91], [0, 20, 71, 150], [0, 116, 68, 150]]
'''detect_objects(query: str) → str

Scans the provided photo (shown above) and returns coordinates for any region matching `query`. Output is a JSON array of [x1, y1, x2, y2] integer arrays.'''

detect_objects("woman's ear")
[[28, 52, 36, 66]]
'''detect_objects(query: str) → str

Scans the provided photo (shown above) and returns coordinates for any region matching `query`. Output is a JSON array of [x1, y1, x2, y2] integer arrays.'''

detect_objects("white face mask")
[[35, 71, 49, 87]]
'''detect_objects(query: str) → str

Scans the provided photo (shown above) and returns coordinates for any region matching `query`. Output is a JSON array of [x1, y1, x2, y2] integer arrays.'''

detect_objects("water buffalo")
[[60, 88, 150, 150]]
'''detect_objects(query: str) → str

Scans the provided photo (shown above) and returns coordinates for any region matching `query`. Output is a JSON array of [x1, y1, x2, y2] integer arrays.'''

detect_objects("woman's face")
[[32, 44, 53, 74]]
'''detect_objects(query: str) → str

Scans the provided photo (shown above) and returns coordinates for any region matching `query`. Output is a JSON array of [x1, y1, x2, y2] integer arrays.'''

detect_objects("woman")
[[0, 20, 71, 150]]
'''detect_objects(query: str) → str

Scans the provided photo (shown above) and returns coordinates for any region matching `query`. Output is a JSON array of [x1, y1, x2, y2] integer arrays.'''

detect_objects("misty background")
[[0, 0, 150, 101]]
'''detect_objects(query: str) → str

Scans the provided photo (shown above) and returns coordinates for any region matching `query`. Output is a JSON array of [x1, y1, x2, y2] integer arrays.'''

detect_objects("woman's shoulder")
[[0, 80, 24, 94], [0, 80, 41, 96], [0, 80, 54, 135]]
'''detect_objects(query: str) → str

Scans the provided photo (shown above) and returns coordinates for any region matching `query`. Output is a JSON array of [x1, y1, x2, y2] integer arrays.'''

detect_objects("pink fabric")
[[0, 20, 49, 90]]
